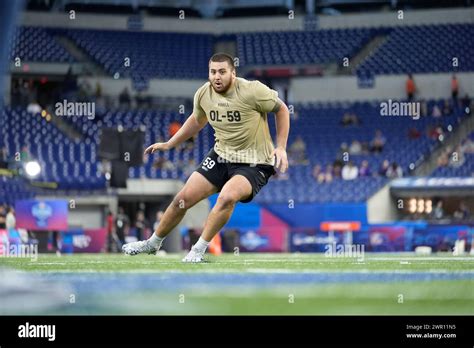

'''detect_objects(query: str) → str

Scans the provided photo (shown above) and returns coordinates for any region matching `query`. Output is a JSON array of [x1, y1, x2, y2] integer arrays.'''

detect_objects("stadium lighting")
[[25, 161, 41, 178]]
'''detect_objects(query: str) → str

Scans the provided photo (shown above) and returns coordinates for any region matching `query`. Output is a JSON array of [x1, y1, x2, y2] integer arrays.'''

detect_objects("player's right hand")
[[144, 142, 170, 154]]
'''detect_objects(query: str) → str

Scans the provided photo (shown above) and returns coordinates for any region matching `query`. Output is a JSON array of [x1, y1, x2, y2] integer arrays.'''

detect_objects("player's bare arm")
[[144, 113, 208, 154], [273, 98, 290, 173]]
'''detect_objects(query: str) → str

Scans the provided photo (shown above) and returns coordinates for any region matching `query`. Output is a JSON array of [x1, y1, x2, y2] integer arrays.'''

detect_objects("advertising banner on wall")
[[60, 228, 108, 253], [15, 199, 68, 231]]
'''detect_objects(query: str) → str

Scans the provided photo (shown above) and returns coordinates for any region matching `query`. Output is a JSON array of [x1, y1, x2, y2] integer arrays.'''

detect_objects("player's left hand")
[[272, 146, 288, 173]]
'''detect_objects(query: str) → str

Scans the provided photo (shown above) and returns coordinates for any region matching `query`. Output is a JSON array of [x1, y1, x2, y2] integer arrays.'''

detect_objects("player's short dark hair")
[[209, 53, 235, 71]]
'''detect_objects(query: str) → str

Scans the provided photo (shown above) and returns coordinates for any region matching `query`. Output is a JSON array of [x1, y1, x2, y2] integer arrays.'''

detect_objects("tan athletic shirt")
[[193, 77, 280, 166]]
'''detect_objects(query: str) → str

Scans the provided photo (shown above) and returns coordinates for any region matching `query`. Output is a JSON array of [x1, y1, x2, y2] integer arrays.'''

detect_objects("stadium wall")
[[318, 7, 474, 29], [78, 77, 204, 97], [78, 72, 474, 100], [20, 12, 302, 32], [264, 202, 368, 227], [290, 72, 474, 102], [367, 184, 397, 223], [20, 7, 474, 33]]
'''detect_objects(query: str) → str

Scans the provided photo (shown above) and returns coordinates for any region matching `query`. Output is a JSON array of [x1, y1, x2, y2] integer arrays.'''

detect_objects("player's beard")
[[210, 77, 233, 94]]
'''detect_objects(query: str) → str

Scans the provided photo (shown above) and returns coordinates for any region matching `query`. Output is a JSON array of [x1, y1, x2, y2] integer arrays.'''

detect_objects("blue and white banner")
[[391, 177, 474, 189]]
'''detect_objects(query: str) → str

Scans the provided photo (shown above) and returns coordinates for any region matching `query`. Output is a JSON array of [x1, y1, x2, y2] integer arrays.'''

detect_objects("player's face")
[[209, 61, 235, 94]]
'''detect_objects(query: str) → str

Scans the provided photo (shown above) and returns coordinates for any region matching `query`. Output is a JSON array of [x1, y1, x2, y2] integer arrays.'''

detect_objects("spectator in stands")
[[453, 201, 470, 221], [119, 87, 131, 108], [338, 142, 349, 159], [342, 161, 358, 180], [358, 160, 372, 177], [361, 141, 370, 155], [115, 207, 130, 246], [153, 156, 175, 171], [136, 91, 149, 109], [442, 99, 452, 116], [26, 100, 42, 115], [184, 136, 195, 152], [349, 140, 362, 155], [312, 164, 322, 182], [169, 121, 182, 138], [95, 82, 102, 99], [427, 124, 444, 140], [0, 147, 8, 169], [370, 130, 386, 153], [386, 162, 403, 178], [153, 211, 164, 232], [332, 160, 343, 178], [431, 200, 444, 220], [134, 211, 149, 241], [289, 135, 309, 165], [6, 207, 16, 231], [99, 159, 112, 179], [314, 164, 333, 183], [340, 113, 351, 127], [437, 147, 449, 167], [105, 209, 116, 252], [461, 138, 474, 154], [323, 165, 334, 183], [378, 160, 390, 177], [420, 99, 428, 117], [18, 79, 34, 107], [461, 94, 471, 115], [431, 104, 442, 118], [340, 112, 360, 127], [20, 146, 30, 162], [0, 205, 6, 230], [94, 82, 106, 112], [408, 126, 421, 139], [406, 74, 416, 101], [78, 80, 93, 102], [11, 80, 21, 106], [451, 75, 459, 100], [62, 66, 78, 101], [182, 158, 196, 179]]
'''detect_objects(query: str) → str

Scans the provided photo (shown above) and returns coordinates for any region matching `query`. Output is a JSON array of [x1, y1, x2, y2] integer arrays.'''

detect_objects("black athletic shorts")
[[196, 148, 276, 203]]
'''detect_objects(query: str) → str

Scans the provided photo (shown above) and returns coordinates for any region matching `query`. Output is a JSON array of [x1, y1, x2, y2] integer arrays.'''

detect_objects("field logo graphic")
[[31, 201, 53, 228], [240, 231, 268, 250]]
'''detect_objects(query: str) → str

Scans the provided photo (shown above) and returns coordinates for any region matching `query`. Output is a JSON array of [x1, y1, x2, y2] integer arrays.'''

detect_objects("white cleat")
[[182, 247, 205, 263], [122, 240, 157, 256]]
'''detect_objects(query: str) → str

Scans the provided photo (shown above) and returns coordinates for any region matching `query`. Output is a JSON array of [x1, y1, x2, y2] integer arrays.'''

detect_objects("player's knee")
[[172, 192, 193, 210], [216, 192, 239, 209]]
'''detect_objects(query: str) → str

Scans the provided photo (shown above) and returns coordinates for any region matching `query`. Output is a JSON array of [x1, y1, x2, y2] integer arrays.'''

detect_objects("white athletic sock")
[[148, 234, 164, 248], [193, 237, 210, 253]]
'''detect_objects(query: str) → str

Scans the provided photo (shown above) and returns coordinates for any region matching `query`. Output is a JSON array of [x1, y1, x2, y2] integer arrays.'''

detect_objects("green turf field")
[[1, 252, 473, 315]]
